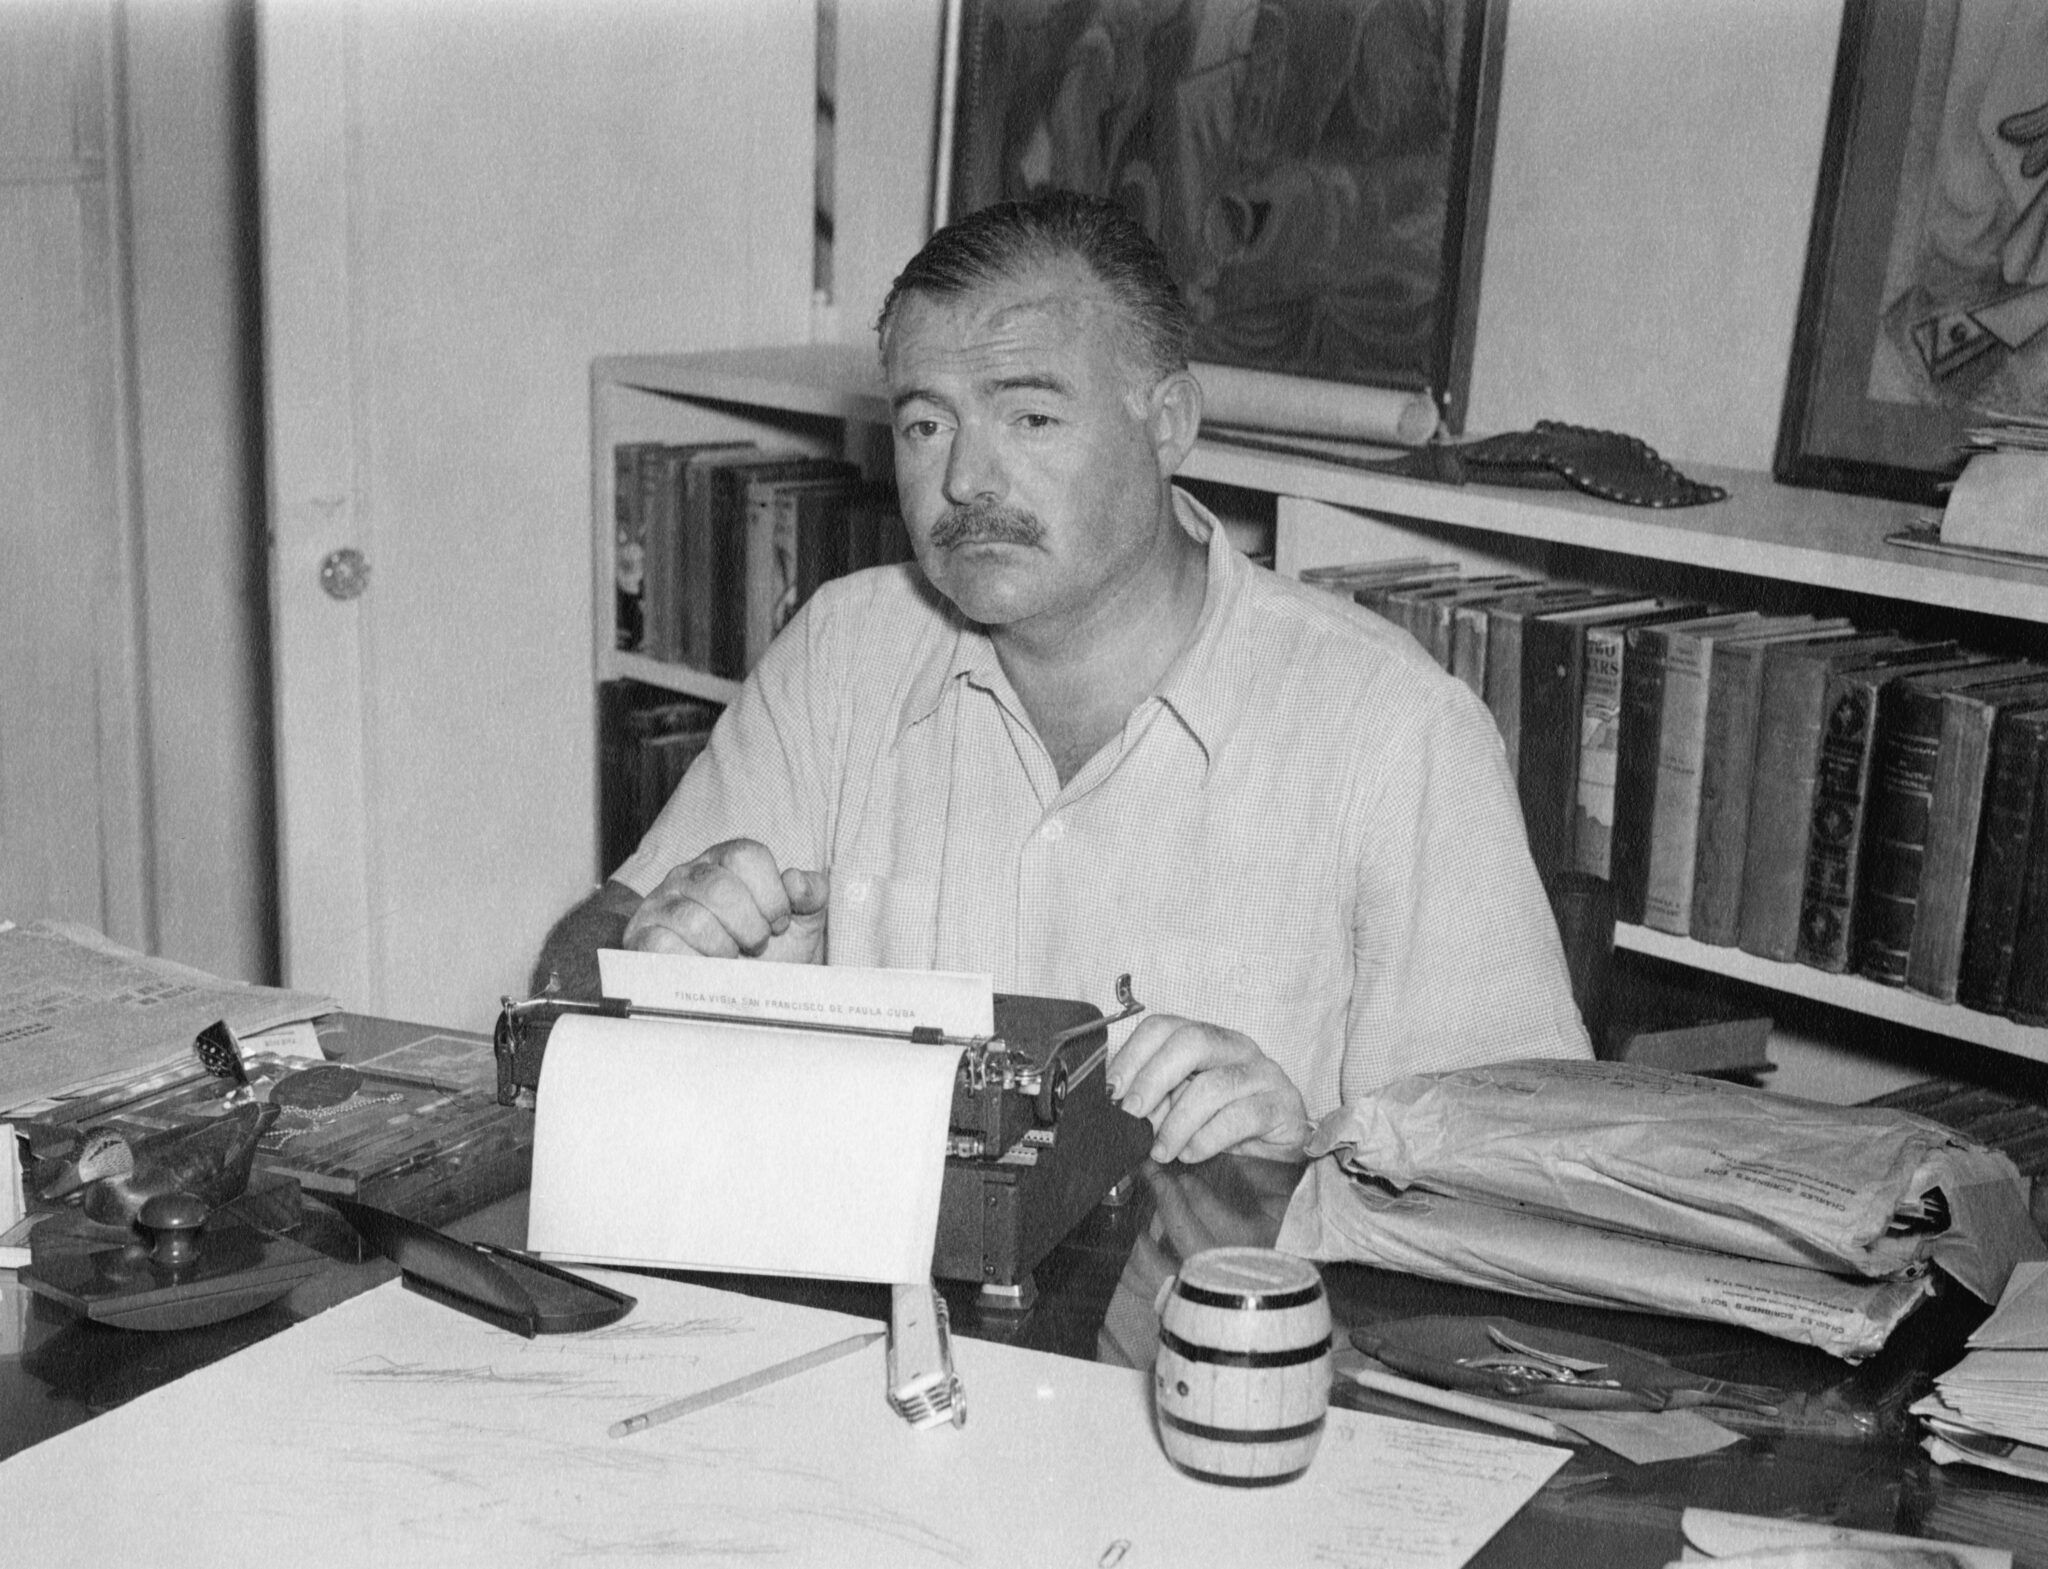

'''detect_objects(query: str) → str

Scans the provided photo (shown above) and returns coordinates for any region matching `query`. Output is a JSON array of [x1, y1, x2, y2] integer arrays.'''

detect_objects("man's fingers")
[[781, 865, 830, 918]]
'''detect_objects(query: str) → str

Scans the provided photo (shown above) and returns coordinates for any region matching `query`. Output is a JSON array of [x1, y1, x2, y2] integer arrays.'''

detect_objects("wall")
[[0, 0, 271, 982], [831, 0, 1847, 475]]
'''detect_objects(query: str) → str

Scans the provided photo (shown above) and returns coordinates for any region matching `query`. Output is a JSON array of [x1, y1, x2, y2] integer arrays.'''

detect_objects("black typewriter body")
[[495, 992, 1155, 1303]]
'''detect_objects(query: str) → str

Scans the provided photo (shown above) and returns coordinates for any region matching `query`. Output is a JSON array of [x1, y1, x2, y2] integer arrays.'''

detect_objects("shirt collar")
[[894, 486, 1250, 774]]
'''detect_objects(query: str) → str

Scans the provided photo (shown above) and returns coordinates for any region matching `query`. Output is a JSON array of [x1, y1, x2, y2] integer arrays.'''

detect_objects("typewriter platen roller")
[[495, 983, 1156, 1308]]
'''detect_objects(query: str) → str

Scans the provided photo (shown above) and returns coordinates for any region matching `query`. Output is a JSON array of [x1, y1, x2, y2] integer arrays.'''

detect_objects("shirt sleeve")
[[611, 592, 843, 896], [1340, 677, 1592, 1105]]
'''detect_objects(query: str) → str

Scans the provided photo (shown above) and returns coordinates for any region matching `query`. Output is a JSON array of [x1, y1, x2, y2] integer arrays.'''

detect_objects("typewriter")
[[494, 979, 1155, 1307]]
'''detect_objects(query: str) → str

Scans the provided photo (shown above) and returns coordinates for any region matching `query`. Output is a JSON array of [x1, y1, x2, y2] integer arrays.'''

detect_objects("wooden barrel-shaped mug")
[[1153, 1246, 1332, 1486]]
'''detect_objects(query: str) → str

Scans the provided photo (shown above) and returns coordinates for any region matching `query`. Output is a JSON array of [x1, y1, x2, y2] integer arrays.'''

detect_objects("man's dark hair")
[[877, 189, 1193, 383]]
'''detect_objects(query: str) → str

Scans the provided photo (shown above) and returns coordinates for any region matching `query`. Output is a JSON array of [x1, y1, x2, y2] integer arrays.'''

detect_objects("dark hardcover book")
[[1516, 597, 1671, 881], [842, 482, 911, 572], [783, 475, 865, 616], [1644, 617, 1835, 935], [1736, 636, 1945, 962], [1601, 954, 1773, 1077], [1691, 628, 1864, 945], [612, 441, 660, 653], [2005, 755, 2048, 1026], [1795, 656, 2004, 973], [1408, 576, 1541, 669], [640, 441, 750, 664], [1959, 705, 2048, 1013], [697, 454, 848, 678], [1607, 613, 1750, 922], [1858, 662, 2048, 986], [1907, 672, 2048, 1002], [1300, 556, 1454, 592], [1483, 588, 1631, 787], [1572, 619, 1634, 879], [597, 681, 722, 873], [1349, 564, 1463, 626], [741, 465, 861, 671]]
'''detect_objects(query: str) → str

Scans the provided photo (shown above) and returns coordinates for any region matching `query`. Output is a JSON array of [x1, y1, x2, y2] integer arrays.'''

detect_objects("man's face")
[[883, 258, 1177, 636]]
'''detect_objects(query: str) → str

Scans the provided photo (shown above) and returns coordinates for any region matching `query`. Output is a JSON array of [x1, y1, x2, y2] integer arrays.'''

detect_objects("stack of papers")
[[1915, 1259, 2048, 1483], [0, 920, 339, 1116], [1278, 1059, 2047, 1361]]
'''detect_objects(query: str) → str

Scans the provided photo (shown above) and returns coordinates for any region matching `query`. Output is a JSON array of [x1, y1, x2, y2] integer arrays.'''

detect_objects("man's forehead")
[[884, 263, 1122, 382]]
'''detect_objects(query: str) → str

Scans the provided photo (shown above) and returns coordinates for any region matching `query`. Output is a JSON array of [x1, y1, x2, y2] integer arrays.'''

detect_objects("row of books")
[[597, 680, 722, 874], [1305, 557, 2048, 1024], [613, 440, 909, 678]]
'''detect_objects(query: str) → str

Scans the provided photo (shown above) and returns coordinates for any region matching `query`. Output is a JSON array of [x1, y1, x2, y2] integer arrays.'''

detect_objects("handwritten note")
[[0, 1272, 1568, 1567]]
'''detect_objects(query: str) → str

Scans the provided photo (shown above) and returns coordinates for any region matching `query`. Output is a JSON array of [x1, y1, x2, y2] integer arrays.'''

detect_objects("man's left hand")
[[1106, 1016, 1311, 1165]]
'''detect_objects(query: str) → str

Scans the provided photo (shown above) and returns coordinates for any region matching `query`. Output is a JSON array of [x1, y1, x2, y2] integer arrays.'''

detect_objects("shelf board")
[[603, 653, 739, 706], [598, 343, 887, 425], [1616, 923, 2048, 1064], [1190, 441, 2048, 623]]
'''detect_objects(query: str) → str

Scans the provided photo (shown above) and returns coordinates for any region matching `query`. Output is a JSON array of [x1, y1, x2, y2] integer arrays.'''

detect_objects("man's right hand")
[[623, 839, 829, 964]]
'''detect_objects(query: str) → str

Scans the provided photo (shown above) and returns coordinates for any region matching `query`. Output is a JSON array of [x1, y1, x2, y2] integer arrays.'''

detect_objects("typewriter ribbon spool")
[[1153, 1246, 1333, 1486]]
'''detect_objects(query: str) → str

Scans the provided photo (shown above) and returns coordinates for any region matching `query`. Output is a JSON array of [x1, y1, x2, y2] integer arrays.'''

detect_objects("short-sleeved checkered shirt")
[[617, 489, 1590, 1116]]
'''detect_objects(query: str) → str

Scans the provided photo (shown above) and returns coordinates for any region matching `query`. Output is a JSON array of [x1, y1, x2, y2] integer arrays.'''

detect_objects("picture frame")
[[1777, 0, 2048, 505], [935, 0, 1507, 432]]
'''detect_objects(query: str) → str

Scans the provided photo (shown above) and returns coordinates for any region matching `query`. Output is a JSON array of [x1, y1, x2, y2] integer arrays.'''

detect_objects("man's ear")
[[1149, 369, 1203, 476]]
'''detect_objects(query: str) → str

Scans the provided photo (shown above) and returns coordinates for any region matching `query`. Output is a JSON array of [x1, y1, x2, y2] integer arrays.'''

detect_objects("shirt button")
[[1040, 818, 1065, 843]]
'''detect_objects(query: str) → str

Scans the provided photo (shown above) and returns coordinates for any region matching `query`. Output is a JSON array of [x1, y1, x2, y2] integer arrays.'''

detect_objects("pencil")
[[608, 1329, 886, 1438], [1346, 1366, 1584, 1446]]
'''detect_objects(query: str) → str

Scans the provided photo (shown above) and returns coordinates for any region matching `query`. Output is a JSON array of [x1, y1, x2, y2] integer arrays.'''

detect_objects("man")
[[535, 191, 1588, 1164]]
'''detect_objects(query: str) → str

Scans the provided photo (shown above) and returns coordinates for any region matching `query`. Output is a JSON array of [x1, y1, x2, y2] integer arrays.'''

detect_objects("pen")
[[1346, 1366, 1585, 1446], [608, 1329, 887, 1439]]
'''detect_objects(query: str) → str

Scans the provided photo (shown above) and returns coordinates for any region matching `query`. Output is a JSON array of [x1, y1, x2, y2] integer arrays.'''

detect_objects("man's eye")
[[901, 419, 943, 439], [1017, 413, 1056, 429]]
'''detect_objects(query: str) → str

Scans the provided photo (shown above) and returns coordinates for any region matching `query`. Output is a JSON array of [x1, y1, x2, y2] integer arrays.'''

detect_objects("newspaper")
[[0, 920, 339, 1115], [1305, 1058, 2044, 1303], [1277, 1160, 1937, 1361]]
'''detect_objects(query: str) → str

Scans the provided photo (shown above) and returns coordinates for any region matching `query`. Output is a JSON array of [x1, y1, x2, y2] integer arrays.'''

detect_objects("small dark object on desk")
[[38, 1099, 280, 1228], [1353, 1315, 1780, 1415], [329, 1193, 634, 1337], [18, 1170, 327, 1332]]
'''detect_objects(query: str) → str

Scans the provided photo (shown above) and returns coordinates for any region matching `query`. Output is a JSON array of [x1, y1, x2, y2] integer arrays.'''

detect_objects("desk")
[[5, 1019, 2046, 1566]]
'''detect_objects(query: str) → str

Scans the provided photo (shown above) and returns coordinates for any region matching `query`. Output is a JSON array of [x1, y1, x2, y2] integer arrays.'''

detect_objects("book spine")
[[1958, 711, 2048, 1012], [1518, 618, 1590, 881], [1689, 643, 1770, 946], [1640, 631, 1715, 933], [645, 447, 684, 663], [1450, 604, 1489, 701], [614, 443, 649, 653], [1736, 656, 1835, 960], [1906, 694, 2006, 1001], [1794, 674, 1882, 972], [1483, 610, 1528, 776], [1855, 685, 1948, 985], [742, 479, 785, 674], [2004, 767, 2048, 1025], [1573, 624, 1629, 879], [1606, 624, 1670, 924]]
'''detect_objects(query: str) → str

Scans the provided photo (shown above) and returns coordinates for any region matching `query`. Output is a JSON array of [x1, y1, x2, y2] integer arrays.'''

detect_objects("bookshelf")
[[590, 343, 2048, 1069]]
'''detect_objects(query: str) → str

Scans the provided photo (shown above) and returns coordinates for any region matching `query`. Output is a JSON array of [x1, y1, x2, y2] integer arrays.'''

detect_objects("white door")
[[257, 0, 815, 1028]]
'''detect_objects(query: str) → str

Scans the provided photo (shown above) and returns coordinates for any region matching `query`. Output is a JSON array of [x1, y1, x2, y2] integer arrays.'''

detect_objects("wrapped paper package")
[[1277, 1059, 2047, 1360]]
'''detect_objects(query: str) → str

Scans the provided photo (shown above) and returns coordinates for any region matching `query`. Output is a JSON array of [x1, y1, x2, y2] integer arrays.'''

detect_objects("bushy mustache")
[[929, 502, 1044, 550]]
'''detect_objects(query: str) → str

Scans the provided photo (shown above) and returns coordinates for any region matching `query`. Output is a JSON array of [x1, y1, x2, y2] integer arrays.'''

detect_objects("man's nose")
[[942, 421, 1003, 504]]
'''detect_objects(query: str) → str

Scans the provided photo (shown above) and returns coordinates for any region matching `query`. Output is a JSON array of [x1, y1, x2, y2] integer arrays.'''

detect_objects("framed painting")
[[937, 0, 1508, 432], [1778, 0, 2048, 504]]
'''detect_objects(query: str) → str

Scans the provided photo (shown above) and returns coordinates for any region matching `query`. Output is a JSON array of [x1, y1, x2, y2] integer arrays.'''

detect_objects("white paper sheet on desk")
[[1967, 1259, 2048, 1349], [0, 1272, 1569, 1569], [527, 1011, 963, 1281], [1676, 1506, 2010, 1568]]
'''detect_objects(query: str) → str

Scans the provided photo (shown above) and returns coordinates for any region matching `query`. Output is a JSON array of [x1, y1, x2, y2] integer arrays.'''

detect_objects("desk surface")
[[5, 1019, 2047, 1567]]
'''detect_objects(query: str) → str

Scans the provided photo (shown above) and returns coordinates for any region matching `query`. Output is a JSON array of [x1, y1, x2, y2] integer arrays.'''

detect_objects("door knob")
[[319, 547, 370, 600]]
